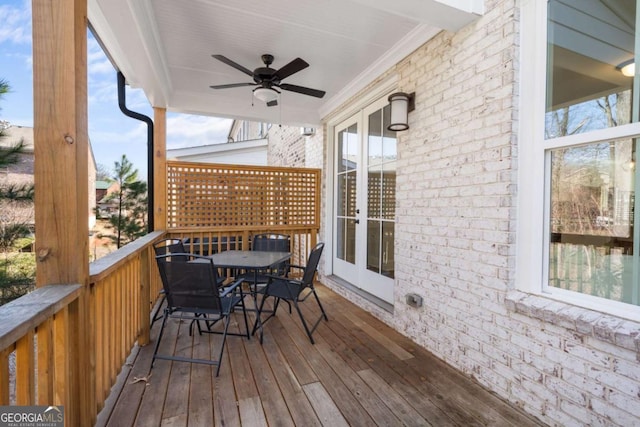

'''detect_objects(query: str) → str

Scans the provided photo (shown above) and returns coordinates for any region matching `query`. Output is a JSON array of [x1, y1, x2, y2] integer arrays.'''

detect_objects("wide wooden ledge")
[[0, 284, 83, 350]]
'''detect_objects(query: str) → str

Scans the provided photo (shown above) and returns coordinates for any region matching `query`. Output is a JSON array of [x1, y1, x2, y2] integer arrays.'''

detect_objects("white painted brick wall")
[[269, 0, 640, 425]]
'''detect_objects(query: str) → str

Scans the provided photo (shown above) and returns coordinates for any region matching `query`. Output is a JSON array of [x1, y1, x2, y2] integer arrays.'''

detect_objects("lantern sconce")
[[387, 92, 415, 131]]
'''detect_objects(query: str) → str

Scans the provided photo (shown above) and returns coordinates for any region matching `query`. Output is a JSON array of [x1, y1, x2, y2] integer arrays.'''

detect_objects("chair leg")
[[311, 287, 328, 321], [293, 288, 328, 345], [151, 294, 166, 326], [251, 293, 267, 335], [239, 294, 250, 339], [292, 299, 316, 344], [215, 314, 232, 377], [151, 309, 169, 371]]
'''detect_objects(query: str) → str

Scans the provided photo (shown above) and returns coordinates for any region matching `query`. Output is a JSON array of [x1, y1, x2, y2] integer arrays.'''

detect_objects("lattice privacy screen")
[[166, 161, 321, 229]]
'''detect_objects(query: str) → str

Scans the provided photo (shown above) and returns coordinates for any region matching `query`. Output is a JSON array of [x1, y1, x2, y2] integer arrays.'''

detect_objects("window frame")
[[517, 0, 640, 321]]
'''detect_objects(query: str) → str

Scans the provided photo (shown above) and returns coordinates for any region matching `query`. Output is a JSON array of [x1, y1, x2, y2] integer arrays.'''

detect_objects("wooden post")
[[154, 107, 167, 231], [32, 0, 93, 424]]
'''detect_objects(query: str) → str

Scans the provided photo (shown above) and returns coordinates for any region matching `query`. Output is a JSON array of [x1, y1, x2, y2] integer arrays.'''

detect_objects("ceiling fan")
[[210, 54, 326, 106]]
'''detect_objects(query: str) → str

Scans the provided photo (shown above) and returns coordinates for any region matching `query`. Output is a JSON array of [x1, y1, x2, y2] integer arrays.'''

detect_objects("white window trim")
[[517, 0, 640, 322]]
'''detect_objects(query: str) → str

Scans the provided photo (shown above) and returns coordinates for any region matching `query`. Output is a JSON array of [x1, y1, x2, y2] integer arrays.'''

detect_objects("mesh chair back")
[[252, 233, 290, 275], [252, 233, 290, 252], [156, 254, 223, 313], [154, 238, 188, 262], [302, 243, 324, 286]]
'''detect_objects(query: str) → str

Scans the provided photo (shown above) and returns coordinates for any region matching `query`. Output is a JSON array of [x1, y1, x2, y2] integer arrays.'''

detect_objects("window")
[[519, 0, 640, 315]]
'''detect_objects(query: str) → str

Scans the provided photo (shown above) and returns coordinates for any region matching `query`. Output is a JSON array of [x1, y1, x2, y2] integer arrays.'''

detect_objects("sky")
[[0, 0, 232, 179]]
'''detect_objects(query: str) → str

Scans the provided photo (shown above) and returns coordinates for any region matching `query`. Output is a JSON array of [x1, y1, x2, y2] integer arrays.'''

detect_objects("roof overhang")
[[88, 0, 483, 127]]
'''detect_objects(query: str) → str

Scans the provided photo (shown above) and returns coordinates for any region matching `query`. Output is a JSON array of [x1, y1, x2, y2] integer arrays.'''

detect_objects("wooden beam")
[[153, 107, 167, 231], [32, 0, 92, 424], [33, 0, 89, 287]]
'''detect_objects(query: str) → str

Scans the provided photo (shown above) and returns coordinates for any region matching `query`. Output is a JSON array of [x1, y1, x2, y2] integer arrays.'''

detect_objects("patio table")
[[208, 250, 291, 274], [208, 250, 291, 340]]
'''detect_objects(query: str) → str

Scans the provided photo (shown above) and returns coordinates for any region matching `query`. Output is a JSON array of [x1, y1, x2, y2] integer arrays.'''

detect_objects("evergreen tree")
[[0, 79, 34, 250], [101, 155, 148, 248], [0, 79, 36, 304]]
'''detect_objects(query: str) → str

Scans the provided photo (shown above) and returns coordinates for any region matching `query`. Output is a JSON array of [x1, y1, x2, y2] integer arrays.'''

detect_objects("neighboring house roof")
[[167, 138, 268, 166], [96, 180, 111, 190], [0, 125, 34, 152]]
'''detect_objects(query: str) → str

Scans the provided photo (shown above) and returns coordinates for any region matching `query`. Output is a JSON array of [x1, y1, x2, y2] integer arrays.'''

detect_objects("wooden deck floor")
[[97, 284, 544, 427]]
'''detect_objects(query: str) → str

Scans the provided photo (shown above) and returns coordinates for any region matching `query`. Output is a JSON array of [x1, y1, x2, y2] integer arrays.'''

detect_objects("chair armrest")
[[220, 278, 245, 297], [262, 274, 303, 287]]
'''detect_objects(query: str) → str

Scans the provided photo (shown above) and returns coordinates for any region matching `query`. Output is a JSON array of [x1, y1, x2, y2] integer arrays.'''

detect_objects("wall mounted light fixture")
[[387, 92, 415, 131], [301, 127, 315, 136]]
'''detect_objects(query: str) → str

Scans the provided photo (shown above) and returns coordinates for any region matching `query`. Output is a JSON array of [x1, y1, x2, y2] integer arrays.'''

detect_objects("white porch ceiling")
[[88, 0, 483, 127]]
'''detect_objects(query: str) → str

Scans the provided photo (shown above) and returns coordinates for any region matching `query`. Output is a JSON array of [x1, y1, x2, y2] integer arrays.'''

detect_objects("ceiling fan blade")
[[266, 99, 278, 107], [279, 83, 326, 98], [210, 82, 256, 89], [274, 58, 309, 80], [212, 54, 254, 77]]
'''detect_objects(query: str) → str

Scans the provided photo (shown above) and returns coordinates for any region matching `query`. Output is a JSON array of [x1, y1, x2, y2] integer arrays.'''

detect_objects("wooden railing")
[[88, 230, 165, 411], [0, 163, 322, 424], [0, 285, 83, 407], [0, 231, 165, 425]]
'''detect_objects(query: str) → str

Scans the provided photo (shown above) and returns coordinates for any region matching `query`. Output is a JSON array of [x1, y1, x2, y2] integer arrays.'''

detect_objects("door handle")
[[355, 219, 360, 224]]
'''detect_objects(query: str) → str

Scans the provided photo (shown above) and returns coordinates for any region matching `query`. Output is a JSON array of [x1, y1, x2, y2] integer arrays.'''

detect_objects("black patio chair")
[[151, 239, 188, 325], [237, 233, 291, 293], [152, 253, 250, 376], [152, 238, 225, 325], [252, 242, 327, 344]]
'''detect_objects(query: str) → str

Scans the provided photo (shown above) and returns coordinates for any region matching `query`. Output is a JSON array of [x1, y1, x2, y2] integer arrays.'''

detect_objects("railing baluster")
[[15, 330, 35, 405], [36, 318, 53, 404], [53, 306, 69, 407], [0, 347, 11, 405]]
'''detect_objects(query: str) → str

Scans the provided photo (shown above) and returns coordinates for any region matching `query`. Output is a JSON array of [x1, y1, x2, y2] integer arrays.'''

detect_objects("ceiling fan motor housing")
[[253, 67, 278, 85]]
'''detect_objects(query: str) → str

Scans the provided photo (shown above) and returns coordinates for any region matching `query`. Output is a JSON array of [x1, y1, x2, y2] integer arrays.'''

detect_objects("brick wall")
[[282, 0, 640, 425], [267, 125, 306, 167]]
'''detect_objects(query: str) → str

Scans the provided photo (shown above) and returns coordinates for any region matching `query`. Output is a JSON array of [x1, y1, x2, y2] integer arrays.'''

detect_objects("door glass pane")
[[345, 171, 357, 217], [545, 0, 637, 138], [337, 218, 357, 264], [346, 124, 358, 171], [381, 163, 396, 220], [369, 109, 383, 165], [382, 105, 397, 161], [367, 166, 381, 217], [337, 174, 347, 216], [337, 129, 346, 173], [337, 173, 357, 217], [548, 138, 637, 304], [367, 220, 381, 273], [382, 220, 395, 278]]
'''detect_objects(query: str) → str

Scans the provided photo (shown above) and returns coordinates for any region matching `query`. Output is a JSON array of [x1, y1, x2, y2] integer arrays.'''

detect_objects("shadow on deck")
[[96, 284, 543, 426]]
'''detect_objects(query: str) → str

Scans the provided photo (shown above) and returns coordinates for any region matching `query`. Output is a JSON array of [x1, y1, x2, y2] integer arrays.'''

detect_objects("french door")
[[333, 96, 397, 303]]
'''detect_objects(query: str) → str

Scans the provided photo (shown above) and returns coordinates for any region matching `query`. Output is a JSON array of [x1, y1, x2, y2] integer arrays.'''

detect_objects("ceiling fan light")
[[622, 62, 636, 77], [617, 58, 636, 77], [253, 87, 279, 103]]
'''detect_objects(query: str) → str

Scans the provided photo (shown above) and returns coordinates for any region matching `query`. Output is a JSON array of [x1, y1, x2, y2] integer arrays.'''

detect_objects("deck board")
[[98, 284, 544, 427]]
